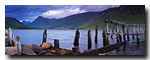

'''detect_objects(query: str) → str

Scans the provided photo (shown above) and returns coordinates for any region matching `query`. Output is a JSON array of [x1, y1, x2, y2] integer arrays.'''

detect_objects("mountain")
[[79, 5, 145, 30], [22, 20, 31, 25], [5, 17, 33, 29], [27, 16, 56, 28], [28, 12, 98, 29]]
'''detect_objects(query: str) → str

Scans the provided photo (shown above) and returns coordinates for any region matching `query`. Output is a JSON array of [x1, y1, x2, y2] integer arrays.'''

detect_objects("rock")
[[38, 50, 47, 55], [28, 44, 43, 53], [44, 53, 53, 55], [46, 49, 51, 53], [51, 50, 56, 54], [42, 42, 52, 49], [21, 46, 37, 55], [5, 47, 18, 55], [21, 44, 26, 47], [72, 46, 79, 53], [60, 50, 66, 55]]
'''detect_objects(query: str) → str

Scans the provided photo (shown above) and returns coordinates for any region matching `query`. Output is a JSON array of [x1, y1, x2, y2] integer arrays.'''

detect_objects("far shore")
[[5, 28, 103, 30]]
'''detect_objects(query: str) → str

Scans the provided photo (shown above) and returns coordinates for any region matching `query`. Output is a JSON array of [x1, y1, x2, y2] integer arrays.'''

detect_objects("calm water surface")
[[11, 30, 145, 52]]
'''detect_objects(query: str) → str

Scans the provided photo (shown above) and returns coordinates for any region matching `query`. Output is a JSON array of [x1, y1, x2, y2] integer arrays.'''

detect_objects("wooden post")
[[54, 39, 59, 49], [132, 25, 135, 39], [136, 25, 139, 44], [111, 24, 115, 38], [122, 25, 126, 42], [119, 31, 122, 42], [106, 33, 110, 45], [73, 28, 80, 46], [127, 27, 130, 41], [8, 27, 13, 46], [105, 20, 107, 33], [102, 30, 106, 46], [102, 29, 109, 46], [42, 29, 47, 44], [15, 36, 21, 55], [88, 30, 92, 49], [95, 25, 98, 43], [116, 24, 119, 42], [137, 32, 139, 44]]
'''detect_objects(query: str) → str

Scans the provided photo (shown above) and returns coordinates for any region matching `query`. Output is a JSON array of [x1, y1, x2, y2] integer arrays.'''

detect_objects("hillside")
[[28, 12, 98, 29], [27, 16, 56, 28], [5, 17, 33, 29], [79, 5, 145, 30], [22, 20, 31, 25]]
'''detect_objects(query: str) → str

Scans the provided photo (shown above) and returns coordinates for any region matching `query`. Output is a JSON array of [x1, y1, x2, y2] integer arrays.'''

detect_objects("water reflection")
[[109, 41, 145, 55]]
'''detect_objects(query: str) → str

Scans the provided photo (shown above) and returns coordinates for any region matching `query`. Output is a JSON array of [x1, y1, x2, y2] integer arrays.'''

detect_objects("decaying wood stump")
[[73, 28, 80, 46], [42, 29, 47, 44]]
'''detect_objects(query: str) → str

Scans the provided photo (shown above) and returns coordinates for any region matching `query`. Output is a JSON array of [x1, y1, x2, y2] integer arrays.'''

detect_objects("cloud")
[[41, 8, 86, 19], [5, 5, 120, 21], [80, 5, 120, 12]]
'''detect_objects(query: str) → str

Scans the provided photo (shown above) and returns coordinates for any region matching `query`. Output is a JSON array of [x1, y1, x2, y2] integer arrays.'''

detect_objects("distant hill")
[[28, 16, 56, 28], [5, 17, 33, 29], [22, 20, 31, 25], [79, 5, 145, 30], [28, 12, 98, 29]]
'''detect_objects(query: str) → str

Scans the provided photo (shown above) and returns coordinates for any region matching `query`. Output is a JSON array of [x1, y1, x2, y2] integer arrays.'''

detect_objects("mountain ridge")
[[79, 5, 145, 30], [28, 12, 98, 29], [5, 17, 33, 29]]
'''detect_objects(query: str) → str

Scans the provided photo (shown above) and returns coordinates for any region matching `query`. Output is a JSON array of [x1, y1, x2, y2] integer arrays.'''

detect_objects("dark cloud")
[[5, 5, 120, 21], [80, 5, 120, 12]]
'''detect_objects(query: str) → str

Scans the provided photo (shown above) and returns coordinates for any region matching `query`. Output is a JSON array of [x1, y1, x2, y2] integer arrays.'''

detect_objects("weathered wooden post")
[[105, 20, 107, 33], [95, 25, 98, 43], [111, 24, 115, 38], [73, 28, 80, 46], [102, 30, 109, 46], [42, 29, 47, 44], [127, 26, 130, 41], [119, 31, 122, 42], [122, 24, 126, 42], [136, 25, 139, 44], [132, 25, 135, 39], [8, 27, 13, 46], [54, 39, 59, 49], [15, 36, 21, 55], [116, 24, 119, 42], [88, 30, 92, 49]]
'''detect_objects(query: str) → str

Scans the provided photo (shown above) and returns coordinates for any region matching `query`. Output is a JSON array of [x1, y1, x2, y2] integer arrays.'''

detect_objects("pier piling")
[[88, 30, 92, 49], [73, 28, 80, 46], [42, 29, 47, 44], [54, 39, 59, 49], [95, 25, 98, 43]]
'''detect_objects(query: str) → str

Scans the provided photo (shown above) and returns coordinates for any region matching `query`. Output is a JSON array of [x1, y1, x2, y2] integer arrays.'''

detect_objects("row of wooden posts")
[[72, 20, 145, 53], [104, 20, 145, 46]]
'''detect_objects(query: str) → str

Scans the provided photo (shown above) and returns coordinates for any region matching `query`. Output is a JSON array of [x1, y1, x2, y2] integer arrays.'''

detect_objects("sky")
[[5, 5, 120, 22]]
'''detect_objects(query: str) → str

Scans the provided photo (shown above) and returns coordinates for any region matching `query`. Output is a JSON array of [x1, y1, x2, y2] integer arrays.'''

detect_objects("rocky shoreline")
[[20, 42, 78, 55], [5, 28, 78, 55]]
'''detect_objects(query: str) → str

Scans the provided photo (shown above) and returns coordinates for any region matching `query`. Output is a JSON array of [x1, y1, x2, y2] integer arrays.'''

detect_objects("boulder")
[[42, 42, 52, 49], [51, 50, 56, 54], [60, 50, 67, 55], [5, 47, 18, 55], [21, 46, 37, 55], [28, 44, 43, 53]]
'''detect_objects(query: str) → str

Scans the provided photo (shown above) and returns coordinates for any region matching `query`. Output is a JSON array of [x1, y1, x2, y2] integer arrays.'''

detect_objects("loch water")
[[11, 30, 145, 52]]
